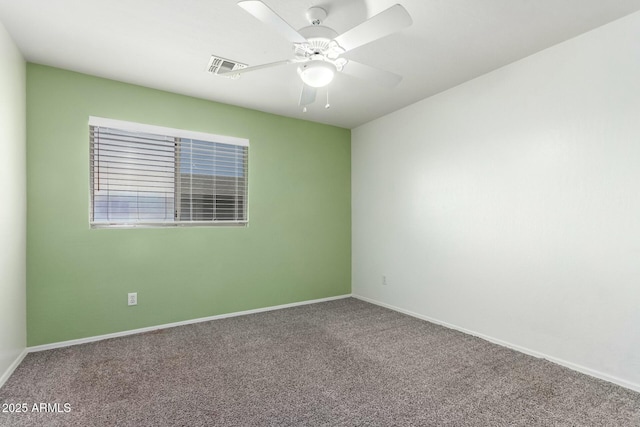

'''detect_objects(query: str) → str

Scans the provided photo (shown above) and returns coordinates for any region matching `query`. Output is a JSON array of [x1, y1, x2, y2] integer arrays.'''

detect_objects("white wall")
[[353, 11, 640, 391], [0, 20, 26, 386]]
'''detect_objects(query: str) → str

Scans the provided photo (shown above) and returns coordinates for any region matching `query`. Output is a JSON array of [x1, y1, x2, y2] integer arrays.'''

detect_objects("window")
[[89, 117, 248, 227]]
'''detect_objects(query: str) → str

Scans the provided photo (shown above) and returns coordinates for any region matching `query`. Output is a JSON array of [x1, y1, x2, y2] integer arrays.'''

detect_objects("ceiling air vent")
[[207, 55, 247, 79]]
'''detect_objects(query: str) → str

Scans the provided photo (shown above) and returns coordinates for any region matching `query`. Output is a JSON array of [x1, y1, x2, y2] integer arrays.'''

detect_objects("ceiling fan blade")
[[299, 84, 317, 106], [238, 1, 307, 44], [334, 4, 412, 53], [341, 60, 403, 88], [217, 60, 292, 76]]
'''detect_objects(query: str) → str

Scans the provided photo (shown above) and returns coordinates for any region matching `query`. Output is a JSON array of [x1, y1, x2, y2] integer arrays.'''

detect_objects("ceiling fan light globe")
[[298, 61, 336, 88]]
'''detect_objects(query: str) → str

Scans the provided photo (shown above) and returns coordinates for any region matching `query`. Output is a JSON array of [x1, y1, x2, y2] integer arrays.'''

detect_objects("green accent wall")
[[26, 64, 351, 346]]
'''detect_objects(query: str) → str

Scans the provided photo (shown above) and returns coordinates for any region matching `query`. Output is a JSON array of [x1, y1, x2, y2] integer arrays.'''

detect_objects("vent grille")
[[207, 55, 247, 79]]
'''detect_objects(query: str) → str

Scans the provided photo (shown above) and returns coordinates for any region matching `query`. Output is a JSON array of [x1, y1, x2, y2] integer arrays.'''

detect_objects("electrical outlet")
[[128, 292, 137, 306], [382, 275, 388, 286]]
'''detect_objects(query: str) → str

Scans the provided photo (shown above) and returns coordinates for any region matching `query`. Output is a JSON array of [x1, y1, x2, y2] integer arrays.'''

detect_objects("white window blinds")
[[89, 117, 248, 227]]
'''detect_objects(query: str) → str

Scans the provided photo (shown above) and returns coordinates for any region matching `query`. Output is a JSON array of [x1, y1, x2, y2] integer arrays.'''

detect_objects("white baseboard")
[[0, 348, 28, 389], [352, 293, 640, 394], [28, 294, 352, 353]]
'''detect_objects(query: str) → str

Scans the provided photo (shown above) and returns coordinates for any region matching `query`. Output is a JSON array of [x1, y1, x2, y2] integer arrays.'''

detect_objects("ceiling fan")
[[218, 1, 413, 110]]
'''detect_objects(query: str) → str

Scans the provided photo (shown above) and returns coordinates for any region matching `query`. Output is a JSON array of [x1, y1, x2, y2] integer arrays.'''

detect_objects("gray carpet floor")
[[1, 298, 639, 426]]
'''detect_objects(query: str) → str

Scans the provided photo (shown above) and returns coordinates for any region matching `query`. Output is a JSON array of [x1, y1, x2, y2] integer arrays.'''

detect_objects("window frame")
[[89, 116, 249, 229]]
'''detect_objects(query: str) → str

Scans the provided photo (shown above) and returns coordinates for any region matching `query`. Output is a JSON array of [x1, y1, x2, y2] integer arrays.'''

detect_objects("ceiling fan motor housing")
[[297, 26, 338, 52]]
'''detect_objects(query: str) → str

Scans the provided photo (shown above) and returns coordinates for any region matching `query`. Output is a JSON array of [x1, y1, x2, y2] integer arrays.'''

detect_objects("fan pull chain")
[[325, 89, 330, 109]]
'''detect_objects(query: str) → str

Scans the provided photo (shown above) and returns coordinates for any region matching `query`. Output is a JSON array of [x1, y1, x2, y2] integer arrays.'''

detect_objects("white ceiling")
[[1, 0, 640, 129]]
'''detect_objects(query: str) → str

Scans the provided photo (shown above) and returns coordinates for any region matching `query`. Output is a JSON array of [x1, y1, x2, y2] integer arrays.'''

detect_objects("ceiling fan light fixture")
[[298, 61, 336, 88]]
